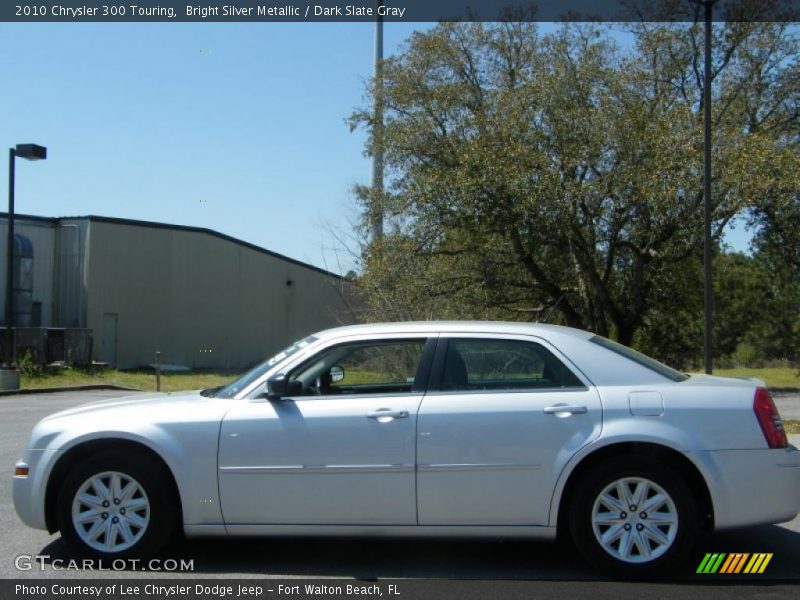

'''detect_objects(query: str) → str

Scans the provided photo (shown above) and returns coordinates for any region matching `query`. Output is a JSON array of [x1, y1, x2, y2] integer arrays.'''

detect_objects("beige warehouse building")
[[0, 214, 357, 369]]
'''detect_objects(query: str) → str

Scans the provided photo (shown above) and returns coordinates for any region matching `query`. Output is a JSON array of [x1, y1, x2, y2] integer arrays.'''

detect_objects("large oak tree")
[[351, 18, 799, 348]]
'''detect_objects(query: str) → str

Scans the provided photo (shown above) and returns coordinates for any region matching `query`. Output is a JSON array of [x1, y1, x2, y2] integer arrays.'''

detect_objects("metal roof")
[[0, 212, 345, 280]]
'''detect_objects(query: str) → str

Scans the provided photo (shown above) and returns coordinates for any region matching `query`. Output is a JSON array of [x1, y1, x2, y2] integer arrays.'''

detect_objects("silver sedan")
[[12, 321, 800, 575]]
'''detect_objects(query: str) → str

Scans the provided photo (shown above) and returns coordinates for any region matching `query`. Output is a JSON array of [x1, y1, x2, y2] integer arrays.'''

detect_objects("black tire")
[[56, 449, 178, 559], [568, 456, 698, 577]]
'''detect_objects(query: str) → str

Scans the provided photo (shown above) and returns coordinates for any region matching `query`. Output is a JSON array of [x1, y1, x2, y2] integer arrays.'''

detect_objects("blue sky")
[[0, 22, 432, 273], [1, 22, 750, 274]]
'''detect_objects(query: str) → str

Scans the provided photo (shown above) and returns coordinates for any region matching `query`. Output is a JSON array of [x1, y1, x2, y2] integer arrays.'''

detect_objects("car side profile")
[[13, 321, 800, 575]]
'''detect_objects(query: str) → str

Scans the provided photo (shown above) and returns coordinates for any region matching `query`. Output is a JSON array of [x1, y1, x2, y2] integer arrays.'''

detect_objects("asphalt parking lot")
[[1, 389, 798, 589], [773, 390, 800, 419]]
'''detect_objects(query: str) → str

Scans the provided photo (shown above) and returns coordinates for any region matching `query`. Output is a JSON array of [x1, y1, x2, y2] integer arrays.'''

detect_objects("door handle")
[[366, 409, 409, 421], [543, 404, 588, 415]]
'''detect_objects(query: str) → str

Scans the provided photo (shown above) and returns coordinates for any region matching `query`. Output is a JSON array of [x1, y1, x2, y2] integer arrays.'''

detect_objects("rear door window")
[[438, 338, 584, 391]]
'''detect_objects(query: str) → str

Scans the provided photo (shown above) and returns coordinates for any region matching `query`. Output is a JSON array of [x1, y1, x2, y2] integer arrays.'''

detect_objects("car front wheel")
[[569, 456, 698, 576], [56, 450, 177, 558]]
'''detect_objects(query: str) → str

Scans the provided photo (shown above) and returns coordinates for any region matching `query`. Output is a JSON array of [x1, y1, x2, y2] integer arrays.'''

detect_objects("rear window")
[[589, 336, 688, 382]]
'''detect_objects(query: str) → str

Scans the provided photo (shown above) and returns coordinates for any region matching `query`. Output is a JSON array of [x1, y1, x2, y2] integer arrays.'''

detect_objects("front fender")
[[36, 422, 224, 527]]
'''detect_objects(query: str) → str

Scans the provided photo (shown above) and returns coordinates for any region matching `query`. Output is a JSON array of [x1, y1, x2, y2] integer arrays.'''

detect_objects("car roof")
[[312, 320, 594, 340]]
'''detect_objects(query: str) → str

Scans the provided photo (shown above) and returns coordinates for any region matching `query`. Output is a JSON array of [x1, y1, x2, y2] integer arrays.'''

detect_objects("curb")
[[0, 384, 143, 397], [771, 388, 800, 395]]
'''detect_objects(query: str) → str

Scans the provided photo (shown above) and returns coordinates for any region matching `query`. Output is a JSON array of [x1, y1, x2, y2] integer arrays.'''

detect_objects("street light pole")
[[3, 143, 47, 369], [4, 148, 16, 367]]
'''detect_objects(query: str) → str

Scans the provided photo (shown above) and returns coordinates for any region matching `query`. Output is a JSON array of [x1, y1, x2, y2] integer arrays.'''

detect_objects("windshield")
[[589, 335, 689, 382], [212, 335, 319, 398]]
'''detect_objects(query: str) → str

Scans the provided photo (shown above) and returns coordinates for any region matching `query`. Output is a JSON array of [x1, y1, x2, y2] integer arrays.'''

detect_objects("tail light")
[[753, 387, 788, 449]]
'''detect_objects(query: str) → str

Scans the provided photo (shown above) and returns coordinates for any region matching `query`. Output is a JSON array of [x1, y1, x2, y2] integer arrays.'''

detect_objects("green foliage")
[[632, 258, 704, 370], [635, 251, 800, 369], [750, 195, 800, 364], [352, 17, 799, 365], [784, 420, 800, 435], [730, 342, 763, 368], [17, 349, 44, 379], [713, 253, 771, 358]]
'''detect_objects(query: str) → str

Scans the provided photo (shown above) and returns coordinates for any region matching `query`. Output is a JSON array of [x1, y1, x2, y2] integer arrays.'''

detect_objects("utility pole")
[[370, 9, 384, 243], [699, 0, 718, 374], [688, 0, 717, 374]]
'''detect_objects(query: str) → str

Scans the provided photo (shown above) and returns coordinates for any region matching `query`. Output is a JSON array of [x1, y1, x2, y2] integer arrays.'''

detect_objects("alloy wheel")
[[71, 471, 150, 553], [590, 476, 679, 563]]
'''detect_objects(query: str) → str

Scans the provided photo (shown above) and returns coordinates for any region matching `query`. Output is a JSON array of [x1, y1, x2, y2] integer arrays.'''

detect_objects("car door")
[[416, 334, 602, 526], [218, 335, 434, 525]]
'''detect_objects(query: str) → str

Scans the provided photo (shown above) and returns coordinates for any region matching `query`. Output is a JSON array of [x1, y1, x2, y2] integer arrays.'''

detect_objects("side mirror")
[[329, 365, 345, 383], [266, 374, 302, 400]]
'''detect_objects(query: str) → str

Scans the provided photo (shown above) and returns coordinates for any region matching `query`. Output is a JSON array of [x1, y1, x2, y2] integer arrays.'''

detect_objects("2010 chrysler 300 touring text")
[[13, 322, 800, 574]]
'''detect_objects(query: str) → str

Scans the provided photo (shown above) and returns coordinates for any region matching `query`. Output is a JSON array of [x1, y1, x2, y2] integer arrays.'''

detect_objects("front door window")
[[290, 339, 426, 396]]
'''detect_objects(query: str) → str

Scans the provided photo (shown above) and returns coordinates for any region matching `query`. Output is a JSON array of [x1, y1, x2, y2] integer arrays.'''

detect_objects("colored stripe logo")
[[696, 553, 773, 574]]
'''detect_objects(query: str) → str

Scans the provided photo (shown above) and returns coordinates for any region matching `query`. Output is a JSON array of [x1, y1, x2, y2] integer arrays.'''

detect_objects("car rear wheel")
[[56, 450, 177, 558], [569, 456, 698, 576]]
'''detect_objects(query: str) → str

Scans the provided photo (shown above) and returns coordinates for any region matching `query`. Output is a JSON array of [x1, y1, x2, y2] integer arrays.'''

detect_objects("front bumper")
[[13, 449, 53, 531], [706, 444, 800, 530]]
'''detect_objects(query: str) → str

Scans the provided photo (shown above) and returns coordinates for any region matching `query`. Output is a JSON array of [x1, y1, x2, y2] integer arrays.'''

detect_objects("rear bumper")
[[705, 444, 800, 530]]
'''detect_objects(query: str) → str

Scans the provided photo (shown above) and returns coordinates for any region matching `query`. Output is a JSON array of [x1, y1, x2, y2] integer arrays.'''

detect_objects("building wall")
[[84, 220, 355, 369]]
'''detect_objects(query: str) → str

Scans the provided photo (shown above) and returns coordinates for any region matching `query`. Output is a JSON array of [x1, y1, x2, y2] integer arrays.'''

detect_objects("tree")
[[351, 18, 799, 351], [750, 199, 800, 364]]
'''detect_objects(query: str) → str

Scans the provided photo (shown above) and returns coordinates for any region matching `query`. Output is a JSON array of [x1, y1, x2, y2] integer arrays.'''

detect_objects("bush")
[[730, 342, 764, 369], [17, 348, 45, 378]]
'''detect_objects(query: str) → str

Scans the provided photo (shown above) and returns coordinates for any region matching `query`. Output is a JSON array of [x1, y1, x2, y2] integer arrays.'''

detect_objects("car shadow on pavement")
[[36, 524, 799, 581]]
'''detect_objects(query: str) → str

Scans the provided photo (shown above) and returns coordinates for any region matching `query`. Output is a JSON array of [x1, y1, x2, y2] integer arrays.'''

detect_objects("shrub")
[[17, 348, 45, 378]]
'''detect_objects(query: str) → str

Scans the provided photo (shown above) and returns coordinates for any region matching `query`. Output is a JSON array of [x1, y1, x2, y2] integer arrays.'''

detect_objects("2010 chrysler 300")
[[13, 322, 800, 574]]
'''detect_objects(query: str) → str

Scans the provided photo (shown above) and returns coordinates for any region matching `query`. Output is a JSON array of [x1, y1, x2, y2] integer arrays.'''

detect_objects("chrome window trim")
[[422, 386, 588, 397]]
